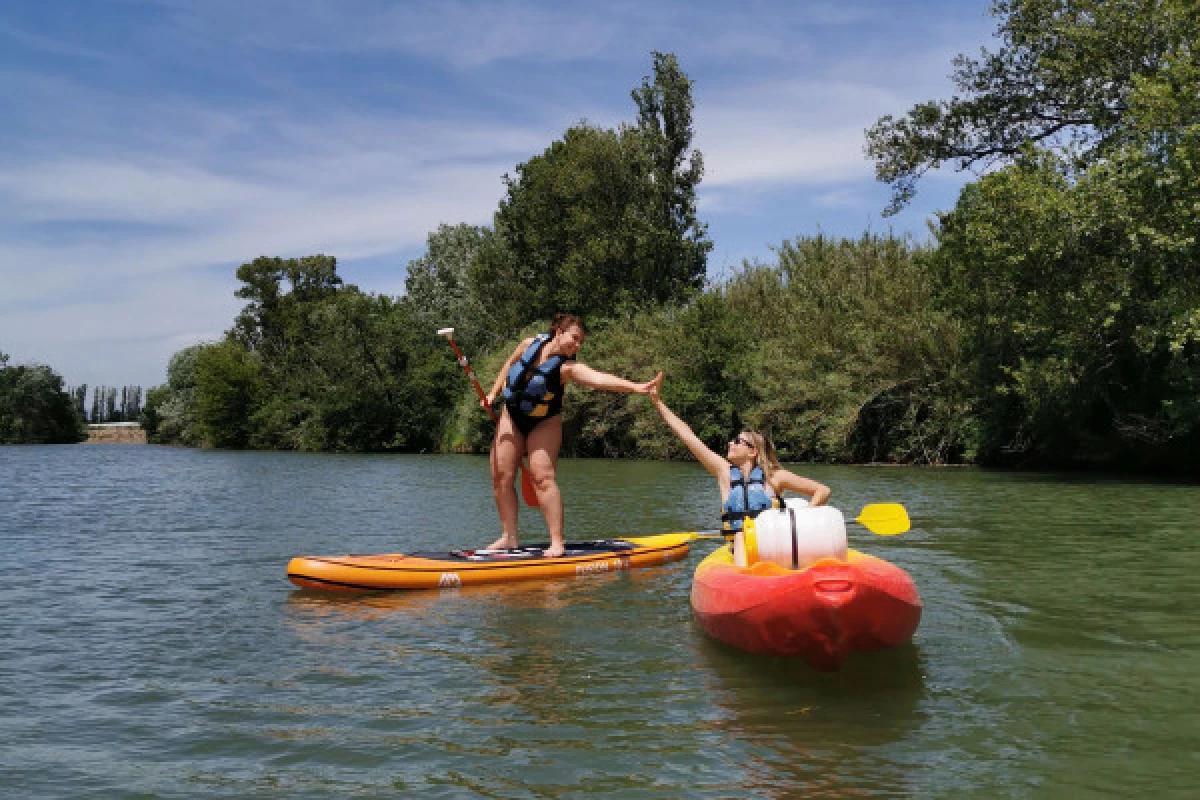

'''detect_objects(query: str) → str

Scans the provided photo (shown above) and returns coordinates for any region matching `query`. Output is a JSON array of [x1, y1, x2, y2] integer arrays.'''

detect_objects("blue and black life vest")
[[502, 334, 572, 419], [721, 465, 781, 532]]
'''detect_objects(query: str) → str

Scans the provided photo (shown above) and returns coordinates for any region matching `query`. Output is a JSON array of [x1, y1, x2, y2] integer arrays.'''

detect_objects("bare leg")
[[526, 417, 564, 557], [488, 407, 524, 550]]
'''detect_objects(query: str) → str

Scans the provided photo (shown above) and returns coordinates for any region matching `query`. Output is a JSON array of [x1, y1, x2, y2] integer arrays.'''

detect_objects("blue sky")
[[0, 0, 997, 391]]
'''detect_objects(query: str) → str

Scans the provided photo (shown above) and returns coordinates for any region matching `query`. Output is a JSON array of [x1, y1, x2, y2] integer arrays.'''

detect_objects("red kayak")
[[691, 544, 921, 671]]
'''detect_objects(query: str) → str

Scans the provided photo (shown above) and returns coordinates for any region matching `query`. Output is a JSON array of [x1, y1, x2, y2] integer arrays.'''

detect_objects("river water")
[[1, 446, 1196, 798]]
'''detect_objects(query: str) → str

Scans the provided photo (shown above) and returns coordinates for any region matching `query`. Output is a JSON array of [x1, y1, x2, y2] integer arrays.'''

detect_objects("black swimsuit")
[[502, 334, 572, 436]]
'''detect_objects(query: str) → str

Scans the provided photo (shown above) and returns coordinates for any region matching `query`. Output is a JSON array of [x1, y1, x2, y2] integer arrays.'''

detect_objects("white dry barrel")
[[733, 500, 848, 569]]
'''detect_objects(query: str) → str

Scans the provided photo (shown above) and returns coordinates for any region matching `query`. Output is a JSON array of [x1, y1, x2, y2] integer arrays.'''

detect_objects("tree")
[[933, 136, 1200, 468], [866, 0, 1200, 470], [404, 223, 496, 353], [867, 0, 1200, 213], [481, 124, 646, 322], [0, 363, 86, 444], [473, 52, 711, 334], [231, 254, 343, 367], [194, 340, 264, 449], [145, 344, 209, 446], [629, 51, 711, 304]]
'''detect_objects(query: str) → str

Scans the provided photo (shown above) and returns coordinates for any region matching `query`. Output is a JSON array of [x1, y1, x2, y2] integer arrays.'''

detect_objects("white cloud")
[[0, 0, 997, 389]]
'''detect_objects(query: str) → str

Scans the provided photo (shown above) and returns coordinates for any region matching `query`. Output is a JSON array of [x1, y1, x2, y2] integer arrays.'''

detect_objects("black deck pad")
[[411, 539, 638, 562]]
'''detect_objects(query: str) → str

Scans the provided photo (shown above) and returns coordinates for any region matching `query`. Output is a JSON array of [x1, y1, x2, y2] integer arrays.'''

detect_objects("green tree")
[[146, 344, 208, 446], [629, 51, 711, 304], [868, 0, 1200, 470], [934, 137, 1200, 468], [474, 52, 711, 334], [194, 340, 264, 449], [867, 0, 1200, 213], [232, 254, 343, 369], [250, 290, 457, 452], [0, 362, 86, 444], [404, 223, 497, 353]]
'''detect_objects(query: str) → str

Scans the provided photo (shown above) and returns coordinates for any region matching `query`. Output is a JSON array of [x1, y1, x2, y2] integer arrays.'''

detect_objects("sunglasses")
[[731, 436, 754, 448]]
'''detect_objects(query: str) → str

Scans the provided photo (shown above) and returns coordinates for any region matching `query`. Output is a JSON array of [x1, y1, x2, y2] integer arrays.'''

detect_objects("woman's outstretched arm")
[[562, 363, 662, 394], [648, 386, 727, 480]]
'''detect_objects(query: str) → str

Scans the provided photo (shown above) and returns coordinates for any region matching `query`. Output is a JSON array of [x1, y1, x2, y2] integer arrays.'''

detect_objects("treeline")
[[141, 265, 459, 451], [147, 9, 1200, 473], [866, 0, 1200, 470], [446, 234, 969, 465], [0, 353, 144, 443], [0, 351, 86, 444], [64, 385, 145, 423]]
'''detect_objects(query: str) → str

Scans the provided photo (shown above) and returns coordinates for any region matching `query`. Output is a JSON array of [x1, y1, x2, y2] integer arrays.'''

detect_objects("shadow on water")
[[700, 637, 926, 734], [692, 634, 928, 797]]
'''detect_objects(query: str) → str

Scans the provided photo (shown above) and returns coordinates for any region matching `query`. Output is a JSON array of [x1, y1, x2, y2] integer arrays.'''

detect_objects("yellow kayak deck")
[[287, 533, 693, 591]]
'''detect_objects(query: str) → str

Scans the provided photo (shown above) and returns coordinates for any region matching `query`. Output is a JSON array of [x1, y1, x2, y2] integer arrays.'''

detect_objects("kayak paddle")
[[852, 502, 911, 535], [622, 503, 912, 545], [439, 327, 539, 508]]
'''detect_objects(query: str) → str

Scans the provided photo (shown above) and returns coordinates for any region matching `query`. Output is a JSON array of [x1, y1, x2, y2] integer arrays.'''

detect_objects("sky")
[[0, 0, 998, 392]]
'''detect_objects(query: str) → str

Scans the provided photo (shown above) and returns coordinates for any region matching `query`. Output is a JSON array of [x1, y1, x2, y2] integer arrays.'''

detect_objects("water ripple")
[[1, 449, 1196, 797]]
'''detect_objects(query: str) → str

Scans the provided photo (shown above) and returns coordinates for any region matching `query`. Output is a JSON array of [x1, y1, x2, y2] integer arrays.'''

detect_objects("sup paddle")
[[438, 327, 539, 508], [622, 503, 912, 545]]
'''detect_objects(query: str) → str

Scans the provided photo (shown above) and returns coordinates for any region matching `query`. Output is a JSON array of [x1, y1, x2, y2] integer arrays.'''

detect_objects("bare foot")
[[487, 535, 519, 551], [542, 543, 565, 558]]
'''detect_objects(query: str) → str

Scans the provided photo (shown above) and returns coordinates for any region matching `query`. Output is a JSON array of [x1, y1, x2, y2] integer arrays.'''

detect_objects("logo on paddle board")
[[438, 572, 462, 588], [575, 558, 631, 576]]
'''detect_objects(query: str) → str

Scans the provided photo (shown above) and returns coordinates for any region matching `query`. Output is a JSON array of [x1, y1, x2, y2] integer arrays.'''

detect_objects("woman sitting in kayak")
[[648, 385, 830, 531], [484, 313, 663, 558]]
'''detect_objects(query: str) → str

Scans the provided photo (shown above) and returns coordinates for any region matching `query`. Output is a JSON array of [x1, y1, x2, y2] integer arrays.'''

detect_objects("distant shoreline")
[[85, 423, 147, 444]]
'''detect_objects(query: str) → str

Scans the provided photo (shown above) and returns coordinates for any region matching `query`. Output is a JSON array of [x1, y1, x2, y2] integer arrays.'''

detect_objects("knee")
[[528, 467, 557, 493], [492, 465, 518, 489]]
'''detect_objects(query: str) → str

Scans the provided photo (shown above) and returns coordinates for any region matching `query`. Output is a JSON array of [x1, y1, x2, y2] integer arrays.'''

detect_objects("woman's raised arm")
[[648, 387, 728, 480], [561, 363, 662, 394]]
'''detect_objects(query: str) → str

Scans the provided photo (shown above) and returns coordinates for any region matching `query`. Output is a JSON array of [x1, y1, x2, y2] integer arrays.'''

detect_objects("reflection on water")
[[700, 640, 926, 797], [2, 447, 1197, 797]]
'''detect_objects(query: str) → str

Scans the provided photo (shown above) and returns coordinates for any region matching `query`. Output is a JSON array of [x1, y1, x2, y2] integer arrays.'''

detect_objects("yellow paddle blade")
[[854, 503, 911, 535]]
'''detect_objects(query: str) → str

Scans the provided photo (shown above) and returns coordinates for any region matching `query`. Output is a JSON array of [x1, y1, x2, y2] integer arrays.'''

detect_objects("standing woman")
[[483, 313, 662, 558], [647, 385, 830, 532]]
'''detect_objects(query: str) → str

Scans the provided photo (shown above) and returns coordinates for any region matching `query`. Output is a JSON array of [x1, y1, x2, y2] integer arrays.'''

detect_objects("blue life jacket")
[[722, 465, 781, 532], [502, 334, 572, 419]]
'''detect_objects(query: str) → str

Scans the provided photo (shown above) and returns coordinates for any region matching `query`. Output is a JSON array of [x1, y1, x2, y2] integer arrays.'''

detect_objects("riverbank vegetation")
[[0, 351, 86, 444], [141, 3, 1199, 473]]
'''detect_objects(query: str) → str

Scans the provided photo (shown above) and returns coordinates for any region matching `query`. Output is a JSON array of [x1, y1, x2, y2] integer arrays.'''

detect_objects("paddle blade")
[[520, 463, 540, 507], [854, 503, 911, 535]]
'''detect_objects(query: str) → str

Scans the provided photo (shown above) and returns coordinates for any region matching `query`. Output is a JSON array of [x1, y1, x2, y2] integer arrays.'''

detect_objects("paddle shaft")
[[441, 334, 498, 423], [439, 329, 540, 508], [646, 503, 910, 542]]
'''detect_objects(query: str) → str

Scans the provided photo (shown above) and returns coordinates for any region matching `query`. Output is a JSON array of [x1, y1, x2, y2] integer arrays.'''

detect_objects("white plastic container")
[[733, 500, 847, 569]]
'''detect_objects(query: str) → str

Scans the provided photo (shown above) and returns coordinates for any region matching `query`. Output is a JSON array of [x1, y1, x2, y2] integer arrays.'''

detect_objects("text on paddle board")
[[576, 558, 631, 576]]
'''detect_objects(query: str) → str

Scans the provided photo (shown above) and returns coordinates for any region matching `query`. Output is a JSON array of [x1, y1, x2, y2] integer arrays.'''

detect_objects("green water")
[[1, 446, 1196, 797]]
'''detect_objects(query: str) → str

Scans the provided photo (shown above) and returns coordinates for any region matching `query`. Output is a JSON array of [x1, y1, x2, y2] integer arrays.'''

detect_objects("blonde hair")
[[742, 430, 780, 481]]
